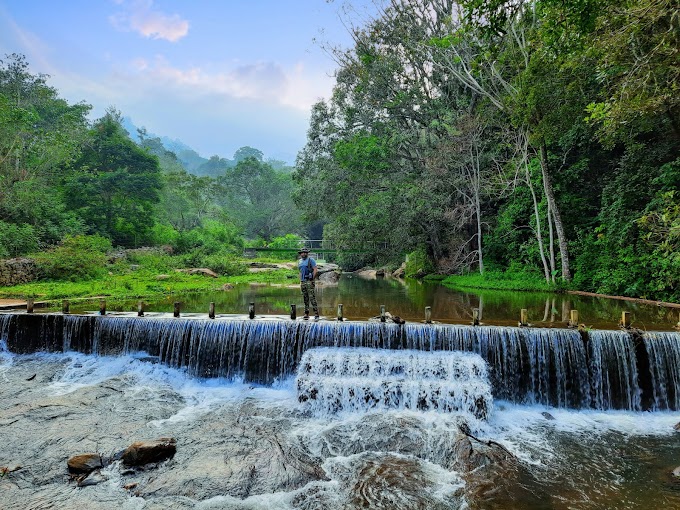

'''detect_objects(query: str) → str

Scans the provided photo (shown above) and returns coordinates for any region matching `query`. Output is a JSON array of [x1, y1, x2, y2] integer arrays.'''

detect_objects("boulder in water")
[[541, 412, 556, 421], [67, 453, 103, 474], [674, 422, 680, 431], [673, 466, 680, 478], [121, 438, 176, 467]]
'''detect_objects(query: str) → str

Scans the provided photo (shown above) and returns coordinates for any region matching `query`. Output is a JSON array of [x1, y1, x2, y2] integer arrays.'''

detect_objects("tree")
[[64, 109, 162, 246], [223, 157, 303, 240], [233, 146, 263, 163]]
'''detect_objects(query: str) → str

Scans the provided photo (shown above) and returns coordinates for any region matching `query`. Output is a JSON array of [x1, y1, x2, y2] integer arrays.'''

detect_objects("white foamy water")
[[296, 347, 492, 418], [2, 349, 679, 509]]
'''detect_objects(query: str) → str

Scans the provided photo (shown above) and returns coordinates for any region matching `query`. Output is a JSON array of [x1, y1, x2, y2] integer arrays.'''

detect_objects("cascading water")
[[588, 330, 642, 410], [296, 347, 492, 418], [2, 312, 680, 411], [643, 331, 680, 410]]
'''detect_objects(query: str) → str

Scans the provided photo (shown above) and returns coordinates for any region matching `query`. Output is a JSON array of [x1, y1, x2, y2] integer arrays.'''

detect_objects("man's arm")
[[312, 259, 318, 279]]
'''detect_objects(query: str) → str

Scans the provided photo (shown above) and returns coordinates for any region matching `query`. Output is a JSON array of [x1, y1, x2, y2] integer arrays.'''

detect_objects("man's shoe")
[[303, 313, 310, 320], [314, 315, 320, 321]]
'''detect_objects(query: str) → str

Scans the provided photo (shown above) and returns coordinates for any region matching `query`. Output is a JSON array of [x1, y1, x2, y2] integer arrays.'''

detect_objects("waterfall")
[[296, 347, 492, 418], [2, 312, 679, 411], [588, 330, 641, 411], [643, 332, 680, 410]]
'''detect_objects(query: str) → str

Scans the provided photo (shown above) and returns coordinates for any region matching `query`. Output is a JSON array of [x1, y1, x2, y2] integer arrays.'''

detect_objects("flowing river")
[[1, 277, 679, 509]]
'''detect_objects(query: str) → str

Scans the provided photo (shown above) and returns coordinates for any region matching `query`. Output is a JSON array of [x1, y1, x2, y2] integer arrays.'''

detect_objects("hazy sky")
[[0, 0, 376, 163]]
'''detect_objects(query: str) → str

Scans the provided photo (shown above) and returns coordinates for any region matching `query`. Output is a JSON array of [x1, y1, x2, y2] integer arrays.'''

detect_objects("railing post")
[[337, 303, 343, 321], [569, 309, 579, 328], [249, 302, 255, 320], [380, 305, 386, 323], [137, 301, 144, 317], [208, 302, 215, 319], [290, 304, 297, 320], [26, 299, 34, 314], [62, 300, 70, 314], [520, 309, 528, 326], [425, 306, 432, 324], [173, 302, 181, 318], [99, 300, 106, 316], [472, 308, 480, 326], [620, 311, 631, 329]]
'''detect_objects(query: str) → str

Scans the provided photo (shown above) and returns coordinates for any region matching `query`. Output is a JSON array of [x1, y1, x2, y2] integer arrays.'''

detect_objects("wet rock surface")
[[0, 354, 509, 509], [2, 352, 678, 509]]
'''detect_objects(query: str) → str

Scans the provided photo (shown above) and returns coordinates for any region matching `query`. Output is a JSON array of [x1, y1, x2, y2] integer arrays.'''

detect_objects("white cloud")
[[110, 0, 189, 42], [116, 56, 334, 113]]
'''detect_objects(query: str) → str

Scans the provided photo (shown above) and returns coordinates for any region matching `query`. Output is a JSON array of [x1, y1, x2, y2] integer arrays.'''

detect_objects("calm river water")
[[81, 275, 679, 331]]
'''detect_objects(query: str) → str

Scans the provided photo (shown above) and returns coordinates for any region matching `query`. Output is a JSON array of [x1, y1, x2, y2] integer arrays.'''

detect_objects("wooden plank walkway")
[[0, 299, 48, 310]]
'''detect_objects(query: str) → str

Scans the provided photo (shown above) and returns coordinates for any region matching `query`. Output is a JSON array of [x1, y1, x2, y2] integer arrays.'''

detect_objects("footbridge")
[[243, 239, 388, 259]]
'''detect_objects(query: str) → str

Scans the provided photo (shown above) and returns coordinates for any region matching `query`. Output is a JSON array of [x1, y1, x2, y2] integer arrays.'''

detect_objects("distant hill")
[[120, 116, 291, 176]]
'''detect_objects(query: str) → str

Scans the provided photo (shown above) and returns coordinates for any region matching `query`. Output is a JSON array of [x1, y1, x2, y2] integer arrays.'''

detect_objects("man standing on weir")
[[298, 247, 319, 320]]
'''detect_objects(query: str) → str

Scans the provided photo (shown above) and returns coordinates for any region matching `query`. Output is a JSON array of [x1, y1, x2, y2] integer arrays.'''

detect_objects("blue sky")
[[0, 0, 376, 163]]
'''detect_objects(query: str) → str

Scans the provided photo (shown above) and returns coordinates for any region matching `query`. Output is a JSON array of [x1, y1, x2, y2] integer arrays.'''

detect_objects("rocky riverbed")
[[1, 348, 679, 509]]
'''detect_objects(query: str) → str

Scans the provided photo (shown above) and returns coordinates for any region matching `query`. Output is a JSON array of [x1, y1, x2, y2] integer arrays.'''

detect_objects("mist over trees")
[[0, 53, 305, 262], [293, 0, 679, 300]]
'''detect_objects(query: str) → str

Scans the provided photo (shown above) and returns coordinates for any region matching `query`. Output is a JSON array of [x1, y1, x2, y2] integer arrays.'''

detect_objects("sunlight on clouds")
[[126, 57, 334, 113], [110, 0, 189, 42]]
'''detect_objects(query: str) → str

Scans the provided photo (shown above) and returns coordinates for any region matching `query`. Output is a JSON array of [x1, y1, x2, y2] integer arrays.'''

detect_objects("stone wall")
[[0, 258, 39, 287]]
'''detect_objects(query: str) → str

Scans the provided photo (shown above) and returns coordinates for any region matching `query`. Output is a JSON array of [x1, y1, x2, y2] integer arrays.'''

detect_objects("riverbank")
[[0, 265, 297, 309], [440, 271, 559, 292], [441, 271, 680, 310]]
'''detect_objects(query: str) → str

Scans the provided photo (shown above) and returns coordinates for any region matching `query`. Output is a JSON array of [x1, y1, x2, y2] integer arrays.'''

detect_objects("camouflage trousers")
[[300, 280, 318, 315]]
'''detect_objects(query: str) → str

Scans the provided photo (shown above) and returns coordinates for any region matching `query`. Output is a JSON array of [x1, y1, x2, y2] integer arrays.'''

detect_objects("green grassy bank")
[[440, 270, 563, 293]]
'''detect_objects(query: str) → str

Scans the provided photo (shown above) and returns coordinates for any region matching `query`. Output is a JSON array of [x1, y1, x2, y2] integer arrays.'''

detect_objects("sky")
[[0, 0, 377, 163]]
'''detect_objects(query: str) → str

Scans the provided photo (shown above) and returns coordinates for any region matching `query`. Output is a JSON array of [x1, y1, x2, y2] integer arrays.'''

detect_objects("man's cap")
[[298, 247, 310, 253]]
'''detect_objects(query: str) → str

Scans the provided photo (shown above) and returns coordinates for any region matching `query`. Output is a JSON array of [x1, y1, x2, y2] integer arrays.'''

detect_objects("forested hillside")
[[294, 0, 679, 300], [0, 53, 304, 265]]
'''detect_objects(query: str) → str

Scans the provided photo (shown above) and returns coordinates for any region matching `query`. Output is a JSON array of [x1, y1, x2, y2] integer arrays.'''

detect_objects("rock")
[[354, 268, 377, 279], [541, 412, 556, 421], [124, 482, 138, 490], [318, 270, 341, 284], [129, 264, 140, 271], [376, 268, 385, 277], [674, 422, 680, 431], [222, 283, 234, 291], [673, 466, 680, 478], [155, 274, 170, 280], [67, 453, 103, 474], [121, 438, 177, 467], [77, 469, 107, 487], [392, 262, 406, 278], [249, 262, 280, 268], [175, 268, 219, 278]]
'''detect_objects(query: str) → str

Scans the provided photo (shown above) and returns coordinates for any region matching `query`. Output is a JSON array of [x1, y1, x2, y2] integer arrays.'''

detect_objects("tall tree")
[[64, 109, 162, 246]]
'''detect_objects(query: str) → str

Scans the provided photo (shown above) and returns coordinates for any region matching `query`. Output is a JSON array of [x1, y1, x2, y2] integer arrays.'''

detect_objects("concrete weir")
[[1, 312, 680, 411]]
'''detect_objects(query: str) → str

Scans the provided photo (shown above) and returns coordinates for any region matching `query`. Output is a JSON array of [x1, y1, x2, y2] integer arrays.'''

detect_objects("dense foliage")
[[294, 0, 679, 301], [0, 53, 306, 282]]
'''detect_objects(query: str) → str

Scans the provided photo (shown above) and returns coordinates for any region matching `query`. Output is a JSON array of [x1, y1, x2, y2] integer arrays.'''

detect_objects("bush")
[[35, 234, 111, 281], [0, 221, 39, 258], [173, 220, 244, 255], [177, 251, 247, 276], [404, 247, 434, 277]]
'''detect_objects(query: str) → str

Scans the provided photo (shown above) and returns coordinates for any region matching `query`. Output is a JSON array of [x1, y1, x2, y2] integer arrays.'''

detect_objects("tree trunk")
[[546, 201, 556, 283], [526, 162, 551, 283], [539, 142, 571, 281], [476, 196, 484, 274]]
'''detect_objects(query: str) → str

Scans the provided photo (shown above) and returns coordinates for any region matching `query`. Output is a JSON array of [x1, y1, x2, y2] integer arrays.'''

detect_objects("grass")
[[0, 263, 297, 305], [441, 270, 562, 292]]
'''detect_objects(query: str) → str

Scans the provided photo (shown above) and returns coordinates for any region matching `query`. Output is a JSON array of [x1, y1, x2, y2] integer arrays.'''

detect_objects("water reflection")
[[81, 276, 677, 331]]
